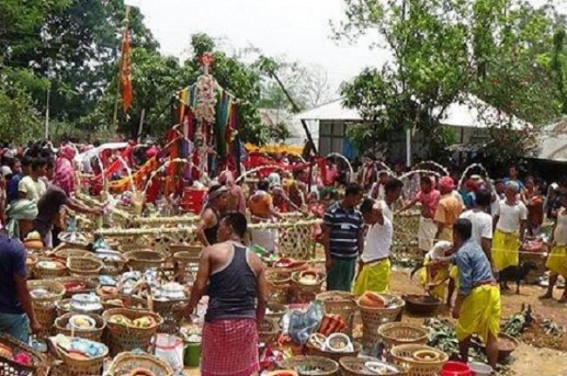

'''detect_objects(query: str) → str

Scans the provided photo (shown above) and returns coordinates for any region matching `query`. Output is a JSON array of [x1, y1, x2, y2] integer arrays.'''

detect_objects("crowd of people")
[[190, 159, 567, 371], [1, 141, 566, 373]]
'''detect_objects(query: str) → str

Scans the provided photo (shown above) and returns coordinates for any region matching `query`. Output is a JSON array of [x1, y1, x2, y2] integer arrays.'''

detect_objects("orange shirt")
[[434, 193, 463, 228], [248, 191, 273, 218]]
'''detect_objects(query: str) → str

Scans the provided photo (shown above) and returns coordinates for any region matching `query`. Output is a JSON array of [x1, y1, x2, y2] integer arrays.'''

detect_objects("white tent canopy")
[[536, 117, 567, 162]]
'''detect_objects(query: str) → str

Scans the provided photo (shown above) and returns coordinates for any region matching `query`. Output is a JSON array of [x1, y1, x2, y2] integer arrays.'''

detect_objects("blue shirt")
[[0, 236, 27, 314], [7, 173, 22, 203], [451, 239, 495, 295], [324, 202, 363, 260]]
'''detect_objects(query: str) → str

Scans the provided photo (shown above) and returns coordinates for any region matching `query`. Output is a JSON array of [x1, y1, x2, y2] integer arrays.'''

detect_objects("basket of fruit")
[[102, 308, 163, 356]]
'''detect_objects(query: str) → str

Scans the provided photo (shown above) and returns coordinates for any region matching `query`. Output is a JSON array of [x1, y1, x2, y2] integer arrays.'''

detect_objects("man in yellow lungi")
[[492, 181, 527, 275], [541, 193, 567, 302], [418, 241, 452, 301], [353, 179, 404, 295], [434, 218, 501, 369]]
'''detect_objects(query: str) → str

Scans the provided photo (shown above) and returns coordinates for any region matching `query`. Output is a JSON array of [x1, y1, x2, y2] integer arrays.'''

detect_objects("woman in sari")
[[53, 144, 77, 196]]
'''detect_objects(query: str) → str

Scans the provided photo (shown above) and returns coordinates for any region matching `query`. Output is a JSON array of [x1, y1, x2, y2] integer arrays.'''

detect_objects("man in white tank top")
[[353, 179, 403, 295], [491, 181, 528, 273]]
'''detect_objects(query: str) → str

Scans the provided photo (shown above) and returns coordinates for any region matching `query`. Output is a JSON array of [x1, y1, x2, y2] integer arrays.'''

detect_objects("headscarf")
[[268, 172, 281, 189], [5, 199, 38, 239], [438, 176, 455, 192], [506, 180, 520, 193], [53, 145, 77, 196], [59, 144, 76, 161]]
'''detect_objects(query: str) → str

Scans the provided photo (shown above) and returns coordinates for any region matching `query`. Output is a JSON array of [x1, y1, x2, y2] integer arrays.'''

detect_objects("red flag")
[[119, 30, 133, 112]]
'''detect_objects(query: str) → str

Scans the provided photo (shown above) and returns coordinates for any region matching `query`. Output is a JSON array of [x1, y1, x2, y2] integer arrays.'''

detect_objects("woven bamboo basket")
[[66, 256, 104, 277], [53, 248, 91, 260], [259, 318, 280, 345], [56, 299, 72, 316], [102, 308, 163, 356], [28, 280, 66, 304], [33, 259, 68, 279], [280, 356, 339, 376], [291, 271, 326, 304], [377, 322, 429, 350], [124, 250, 167, 271], [316, 291, 357, 336], [169, 243, 202, 258], [266, 303, 288, 323], [357, 295, 405, 351], [54, 276, 99, 298], [340, 356, 407, 376], [152, 298, 189, 334], [27, 280, 65, 338], [51, 336, 108, 376], [305, 341, 363, 362], [33, 302, 58, 338], [266, 269, 292, 304], [172, 250, 201, 266], [26, 253, 38, 276], [107, 352, 174, 376], [97, 253, 128, 275], [390, 344, 448, 376], [54, 312, 106, 342], [0, 332, 48, 376], [100, 295, 150, 311]]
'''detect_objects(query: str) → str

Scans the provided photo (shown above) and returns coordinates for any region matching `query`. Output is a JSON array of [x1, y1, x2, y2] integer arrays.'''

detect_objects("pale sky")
[[126, 0, 563, 96], [125, 0, 389, 95]]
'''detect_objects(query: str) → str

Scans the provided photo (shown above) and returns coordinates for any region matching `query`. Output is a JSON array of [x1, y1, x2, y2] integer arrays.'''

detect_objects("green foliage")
[[0, 0, 267, 145], [0, 76, 43, 143], [335, 0, 565, 164]]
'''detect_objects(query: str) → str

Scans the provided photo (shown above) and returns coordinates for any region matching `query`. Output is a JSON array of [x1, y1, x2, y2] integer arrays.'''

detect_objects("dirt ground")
[[183, 267, 567, 375]]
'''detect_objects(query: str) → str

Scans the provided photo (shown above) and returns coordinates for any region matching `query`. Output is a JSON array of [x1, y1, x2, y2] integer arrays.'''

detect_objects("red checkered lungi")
[[201, 318, 260, 376]]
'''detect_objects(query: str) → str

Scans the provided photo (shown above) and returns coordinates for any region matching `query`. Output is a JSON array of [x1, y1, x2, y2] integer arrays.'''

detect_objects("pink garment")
[[416, 189, 441, 218], [54, 157, 75, 196], [201, 319, 259, 376]]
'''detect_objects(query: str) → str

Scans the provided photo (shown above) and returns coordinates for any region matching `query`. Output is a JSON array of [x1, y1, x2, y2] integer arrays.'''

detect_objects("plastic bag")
[[287, 301, 324, 345]]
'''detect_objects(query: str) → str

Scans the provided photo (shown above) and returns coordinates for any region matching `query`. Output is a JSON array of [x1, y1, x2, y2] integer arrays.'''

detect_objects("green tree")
[[334, 0, 563, 165]]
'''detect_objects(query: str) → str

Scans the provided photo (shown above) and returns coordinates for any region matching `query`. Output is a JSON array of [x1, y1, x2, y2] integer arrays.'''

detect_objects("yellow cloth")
[[353, 259, 391, 296], [492, 229, 520, 271], [546, 245, 567, 278], [438, 227, 453, 243], [419, 259, 450, 300], [456, 284, 501, 342], [449, 265, 459, 290]]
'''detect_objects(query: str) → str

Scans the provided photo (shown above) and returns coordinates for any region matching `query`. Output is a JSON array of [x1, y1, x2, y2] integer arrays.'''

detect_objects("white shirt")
[[18, 176, 46, 202], [490, 193, 504, 217], [494, 200, 528, 233], [368, 182, 385, 200], [361, 200, 393, 262], [451, 190, 464, 207], [554, 207, 567, 246], [460, 209, 493, 245]]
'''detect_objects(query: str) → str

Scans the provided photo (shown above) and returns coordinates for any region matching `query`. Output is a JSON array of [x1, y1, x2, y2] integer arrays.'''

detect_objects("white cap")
[[427, 240, 452, 260], [0, 166, 12, 177]]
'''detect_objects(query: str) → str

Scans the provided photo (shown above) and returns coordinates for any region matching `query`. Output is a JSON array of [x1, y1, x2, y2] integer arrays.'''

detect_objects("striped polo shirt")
[[324, 202, 363, 260]]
